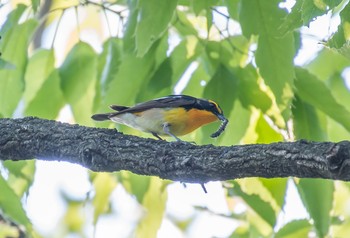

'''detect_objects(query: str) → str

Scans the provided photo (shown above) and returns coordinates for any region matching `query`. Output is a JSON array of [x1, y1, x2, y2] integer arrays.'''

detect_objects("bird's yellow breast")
[[164, 108, 218, 136]]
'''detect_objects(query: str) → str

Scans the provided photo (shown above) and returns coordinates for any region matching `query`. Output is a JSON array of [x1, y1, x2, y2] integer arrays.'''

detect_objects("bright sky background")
[[1, 0, 349, 237]]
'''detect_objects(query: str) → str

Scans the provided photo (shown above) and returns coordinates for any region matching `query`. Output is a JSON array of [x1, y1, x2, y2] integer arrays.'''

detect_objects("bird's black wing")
[[111, 95, 198, 115], [109, 105, 130, 111]]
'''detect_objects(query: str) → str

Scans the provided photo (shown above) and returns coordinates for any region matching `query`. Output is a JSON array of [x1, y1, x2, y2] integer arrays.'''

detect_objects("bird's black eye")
[[208, 101, 222, 114]]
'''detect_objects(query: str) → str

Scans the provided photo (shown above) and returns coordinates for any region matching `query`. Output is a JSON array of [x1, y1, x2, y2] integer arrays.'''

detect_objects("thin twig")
[[209, 7, 251, 56], [102, 7, 112, 36], [214, 23, 250, 56], [82, 0, 127, 16], [74, 6, 81, 41], [51, 9, 65, 48], [211, 7, 230, 19]]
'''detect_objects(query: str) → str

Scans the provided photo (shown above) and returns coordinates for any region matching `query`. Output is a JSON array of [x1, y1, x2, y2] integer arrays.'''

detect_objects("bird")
[[91, 95, 228, 141]]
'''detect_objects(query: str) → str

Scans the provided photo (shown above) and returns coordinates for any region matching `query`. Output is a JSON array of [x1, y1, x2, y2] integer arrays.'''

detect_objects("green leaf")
[[0, 4, 27, 34], [192, 0, 217, 15], [255, 113, 284, 143], [205, 36, 250, 70], [292, 96, 327, 141], [104, 43, 158, 107], [92, 173, 117, 225], [173, 10, 198, 36], [231, 181, 276, 228], [121, 172, 151, 204], [275, 219, 312, 238], [327, 116, 350, 141], [259, 178, 288, 210], [170, 36, 203, 86], [225, 0, 240, 20], [0, 58, 16, 70], [206, 9, 214, 35], [183, 63, 211, 98], [23, 49, 55, 106], [323, 0, 342, 8], [98, 39, 122, 91], [295, 67, 350, 132], [204, 64, 237, 113], [201, 64, 237, 143], [237, 64, 272, 112], [59, 42, 98, 125], [327, 74, 350, 141], [59, 42, 97, 104], [2, 161, 28, 178], [0, 223, 20, 238], [25, 70, 65, 119], [301, 0, 326, 25], [2, 160, 36, 198], [95, 38, 122, 112], [155, 32, 170, 69], [137, 36, 203, 102], [279, 0, 303, 36], [240, 0, 295, 116], [135, 36, 171, 103], [230, 224, 263, 238], [329, 73, 350, 113], [296, 179, 334, 237], [240, 0, 285, 37], [0, 19, 38, 117], [329, 42, 350, 61], [0, 5, 34, 114], [138, 58, 172, 101], [328, 3, 350, 48], [136, 0, 178, 56], [62, 201, 85, 233], [219, 100, 251, 146], [136, 178, 167, 238], [0, 174, 31, 231], [301, 0, 341, 26], [96, 38, 122, 111], [191, 0, 218, 32], [256, 34, 295, 116], [123, 5, 138, 53], [31, 0, 40, 12], [306, 48, 350, 81]]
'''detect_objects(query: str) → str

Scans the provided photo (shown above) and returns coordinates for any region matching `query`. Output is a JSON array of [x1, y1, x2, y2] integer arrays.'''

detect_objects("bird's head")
[[195, 98, 228, 138]]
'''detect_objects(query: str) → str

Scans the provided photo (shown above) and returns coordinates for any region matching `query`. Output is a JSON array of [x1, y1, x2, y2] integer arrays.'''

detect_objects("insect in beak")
[[211, 114, 228, 138]]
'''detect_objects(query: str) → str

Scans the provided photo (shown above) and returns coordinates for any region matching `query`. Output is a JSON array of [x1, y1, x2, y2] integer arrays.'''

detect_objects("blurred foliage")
[[1, 0, 350, 237]]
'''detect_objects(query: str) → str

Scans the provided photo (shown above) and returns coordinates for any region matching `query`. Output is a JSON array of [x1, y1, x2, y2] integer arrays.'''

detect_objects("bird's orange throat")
[[186, 108, 218, 130], [164, 108, 218, 136]]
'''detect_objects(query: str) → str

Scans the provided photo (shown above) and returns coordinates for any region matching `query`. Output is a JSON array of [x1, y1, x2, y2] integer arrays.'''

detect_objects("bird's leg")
[[163, 123, 182, 142], [201, 184, 208, 193], [152, 132, 164, 140], [181, 182, 208, 193]]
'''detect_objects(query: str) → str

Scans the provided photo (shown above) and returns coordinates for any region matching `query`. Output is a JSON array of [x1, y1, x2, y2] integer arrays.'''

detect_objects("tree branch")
[[1, 117, 350, 183]]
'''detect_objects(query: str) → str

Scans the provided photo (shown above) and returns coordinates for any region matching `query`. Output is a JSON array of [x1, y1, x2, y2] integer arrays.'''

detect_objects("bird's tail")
[[91, 113, 114, 121]]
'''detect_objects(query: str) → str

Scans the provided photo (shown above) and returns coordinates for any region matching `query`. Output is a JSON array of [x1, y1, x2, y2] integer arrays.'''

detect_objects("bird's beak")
[[216, 114, 227, 122]]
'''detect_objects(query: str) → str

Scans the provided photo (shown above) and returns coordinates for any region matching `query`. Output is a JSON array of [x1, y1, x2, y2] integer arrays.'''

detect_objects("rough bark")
[[1, 117, 350, 183]]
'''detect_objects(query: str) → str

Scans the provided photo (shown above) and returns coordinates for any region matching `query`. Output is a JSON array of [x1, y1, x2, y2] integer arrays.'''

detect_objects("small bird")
[[91, 95, 228, 141]]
